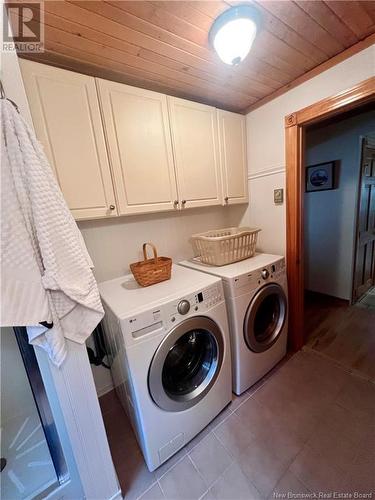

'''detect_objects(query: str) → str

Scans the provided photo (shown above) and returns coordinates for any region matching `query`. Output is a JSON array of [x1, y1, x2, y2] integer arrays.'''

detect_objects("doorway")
[[352, 137, 375, 304], [285, 77, 375, 353], [302, 107, 375, 381]]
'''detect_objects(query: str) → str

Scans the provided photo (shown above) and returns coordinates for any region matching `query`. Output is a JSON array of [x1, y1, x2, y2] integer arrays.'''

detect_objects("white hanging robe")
[[1, 98, 104, 366]]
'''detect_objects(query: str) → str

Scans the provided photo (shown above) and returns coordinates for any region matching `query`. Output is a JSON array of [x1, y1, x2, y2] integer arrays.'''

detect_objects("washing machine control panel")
[[169, 283, 223, 322], [124, 283, 223, 342]]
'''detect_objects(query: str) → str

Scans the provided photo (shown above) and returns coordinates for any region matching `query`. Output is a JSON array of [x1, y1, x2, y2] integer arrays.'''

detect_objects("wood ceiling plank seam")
[[322, 1, 375, 39], [294, 0, 359, 48], [135, 47, 270, 98], [361, 2, 375, 25], [67, 0, 293, 90], [104, 0, 209, 47], [148, 1, 214, 32], [104, 0, 314, 82], [66, 0, 212, 58], [256, 30, 318, 72], [19, 50, 245, 113], [256, 0, 345, 57], [35, 21, 256, 106], [225, 0, 327, 65], [293, 0, 358, 47], [289, 1, 347, 53], [187, 2, 325, 75], [43, 3, 213, 71], [250, 34, 312, 78], [37, 7, 268, 100], [40, 41, 249, 108], [183, 1, 228, 20], [61, 0, 285, 91], [244, 32, 375, 114], [106, 0, 302, 81], [115, 0, 306, 88]]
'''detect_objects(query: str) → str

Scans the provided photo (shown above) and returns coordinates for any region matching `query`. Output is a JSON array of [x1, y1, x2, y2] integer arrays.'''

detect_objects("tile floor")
[[305, 291, 375, 382], [99, 350, 375, 500]]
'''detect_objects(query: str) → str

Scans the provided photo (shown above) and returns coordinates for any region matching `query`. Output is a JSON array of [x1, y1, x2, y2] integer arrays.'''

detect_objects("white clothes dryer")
[[99, 265, 232, 471], [179, 254, 288, 395]]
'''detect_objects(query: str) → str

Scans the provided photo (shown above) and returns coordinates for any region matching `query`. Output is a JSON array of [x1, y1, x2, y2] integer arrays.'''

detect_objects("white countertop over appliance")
[[179, 253, 284, 280], [98, 264, 221, 318]]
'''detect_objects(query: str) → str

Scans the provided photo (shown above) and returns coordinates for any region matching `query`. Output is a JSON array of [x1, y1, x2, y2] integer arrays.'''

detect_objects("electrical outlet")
[[274, 188, 284, 204]]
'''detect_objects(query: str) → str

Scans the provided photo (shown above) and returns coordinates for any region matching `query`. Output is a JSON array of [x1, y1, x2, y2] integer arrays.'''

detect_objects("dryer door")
[[148, 316, 224, 412], [244, 283, 287, 353]]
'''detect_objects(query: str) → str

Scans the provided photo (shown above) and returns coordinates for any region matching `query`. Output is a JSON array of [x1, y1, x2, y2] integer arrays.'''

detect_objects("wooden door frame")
[[285, 76, 375, 351]]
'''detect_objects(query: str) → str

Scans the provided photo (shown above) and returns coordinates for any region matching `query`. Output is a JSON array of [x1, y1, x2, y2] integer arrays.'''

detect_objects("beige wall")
[[79, 204, 247, 283], [244, 45, 375, 255]]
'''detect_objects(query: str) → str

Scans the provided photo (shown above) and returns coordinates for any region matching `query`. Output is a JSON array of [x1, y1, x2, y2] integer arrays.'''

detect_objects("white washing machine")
[[99, 265, 232, 471], [179, 254, 288, 395]]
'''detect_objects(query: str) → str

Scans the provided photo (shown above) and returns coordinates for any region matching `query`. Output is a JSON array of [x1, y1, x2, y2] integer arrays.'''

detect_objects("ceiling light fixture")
[[209, 5, 261, 66]]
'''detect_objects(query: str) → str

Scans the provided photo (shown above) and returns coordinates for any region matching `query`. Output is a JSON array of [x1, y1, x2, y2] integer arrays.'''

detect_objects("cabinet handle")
[[181, 200, 186, 205], [173, 200, 179, 207], [109, 204, 116, 210], [224, 197, 229, 203]]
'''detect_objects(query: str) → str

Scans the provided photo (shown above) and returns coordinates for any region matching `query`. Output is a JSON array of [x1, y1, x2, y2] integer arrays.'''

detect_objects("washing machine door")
[[148, 316, 224, 412], [243, 283, 287, 353]]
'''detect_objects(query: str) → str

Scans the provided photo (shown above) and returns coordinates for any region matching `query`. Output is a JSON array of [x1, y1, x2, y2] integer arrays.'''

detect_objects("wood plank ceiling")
[[10, 0, 375, 113]]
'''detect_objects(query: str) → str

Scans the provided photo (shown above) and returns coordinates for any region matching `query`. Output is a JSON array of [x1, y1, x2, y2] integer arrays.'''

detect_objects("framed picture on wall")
[[306, 161, 335, 192]]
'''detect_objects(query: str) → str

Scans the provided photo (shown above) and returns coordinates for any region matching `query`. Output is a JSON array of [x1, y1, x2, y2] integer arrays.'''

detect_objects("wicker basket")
[[130, 243, 172, 287], [191, 227, 261, 266]]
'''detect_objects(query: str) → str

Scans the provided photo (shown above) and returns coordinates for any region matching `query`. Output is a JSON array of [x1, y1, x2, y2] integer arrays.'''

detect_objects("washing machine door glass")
[[244, 283, 287, 353], [148, 316, 224, 412]]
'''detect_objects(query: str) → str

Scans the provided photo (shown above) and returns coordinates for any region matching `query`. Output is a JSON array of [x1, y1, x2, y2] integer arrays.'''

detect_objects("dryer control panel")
[[224, 258, 286, 297]]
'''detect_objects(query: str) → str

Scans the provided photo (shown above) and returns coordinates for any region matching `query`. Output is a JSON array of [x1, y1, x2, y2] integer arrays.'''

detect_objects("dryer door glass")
[[244, 283, 287, 353], [148, 317, 224, 412]]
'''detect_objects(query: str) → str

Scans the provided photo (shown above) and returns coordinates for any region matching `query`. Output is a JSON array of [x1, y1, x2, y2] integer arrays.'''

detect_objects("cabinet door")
[[217, 110, 248, 205], [97, 79, 178, 215], [20, 60, 117, 220], [168, 97, 222, 209]]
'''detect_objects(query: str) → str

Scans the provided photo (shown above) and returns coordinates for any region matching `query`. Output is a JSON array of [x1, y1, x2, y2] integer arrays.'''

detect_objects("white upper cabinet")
[[97, 80, 178, 215], [20, 59, 117, 220], [21, 61, 248, 220], [217, 110, 248, 205], [168, 97, 222, 209]]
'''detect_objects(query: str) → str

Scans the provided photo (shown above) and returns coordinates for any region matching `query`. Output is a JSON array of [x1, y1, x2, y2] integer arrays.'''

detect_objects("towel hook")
[[0, 80, 20, 113]]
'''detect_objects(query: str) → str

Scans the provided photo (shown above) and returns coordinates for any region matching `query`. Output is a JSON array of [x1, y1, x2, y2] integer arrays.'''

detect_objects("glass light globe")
[[213, 17, 257, 65]]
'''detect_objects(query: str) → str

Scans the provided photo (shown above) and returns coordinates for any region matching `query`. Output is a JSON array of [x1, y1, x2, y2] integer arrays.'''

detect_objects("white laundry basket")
[[190, 227, 261, 266]]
